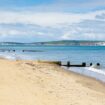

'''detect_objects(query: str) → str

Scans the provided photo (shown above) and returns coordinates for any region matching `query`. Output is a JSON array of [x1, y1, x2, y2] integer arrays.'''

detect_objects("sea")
[[0, 45, 105, 64], [0, 45, 105, 82]]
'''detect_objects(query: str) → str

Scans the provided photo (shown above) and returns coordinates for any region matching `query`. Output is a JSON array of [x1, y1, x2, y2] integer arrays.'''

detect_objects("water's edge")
[[63, 66, 105, 83]]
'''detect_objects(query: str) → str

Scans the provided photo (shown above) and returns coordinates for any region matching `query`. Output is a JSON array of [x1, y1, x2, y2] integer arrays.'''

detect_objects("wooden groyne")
[[22, 50, 42, 52], [0, 49, 42, 52], [58, 61, 100, 68], [0, 49, 15, 52], [36, 61, 100, 68], [58, 61, 86, 67]]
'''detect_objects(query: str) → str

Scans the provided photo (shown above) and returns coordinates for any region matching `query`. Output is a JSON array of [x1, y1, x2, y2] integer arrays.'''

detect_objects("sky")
[[0, 0, 105, 42]]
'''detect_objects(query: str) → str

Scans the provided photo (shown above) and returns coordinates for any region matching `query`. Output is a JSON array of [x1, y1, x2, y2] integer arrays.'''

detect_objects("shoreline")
[[1, 58, 105, 83], [0, 59, 105, 105], [63, 66, 105, 83]]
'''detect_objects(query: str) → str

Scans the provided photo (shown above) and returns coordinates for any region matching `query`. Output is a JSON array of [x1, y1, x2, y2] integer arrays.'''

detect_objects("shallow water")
[[0, 45, 105, 66], [62, 66, 105, 82]]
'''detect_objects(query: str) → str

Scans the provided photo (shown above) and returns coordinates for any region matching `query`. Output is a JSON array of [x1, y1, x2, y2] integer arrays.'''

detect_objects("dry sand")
[[0, 59, 105, 105]]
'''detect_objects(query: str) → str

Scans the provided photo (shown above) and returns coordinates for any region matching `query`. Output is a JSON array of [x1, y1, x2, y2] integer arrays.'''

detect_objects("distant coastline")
[[0, 40, 105, 46]]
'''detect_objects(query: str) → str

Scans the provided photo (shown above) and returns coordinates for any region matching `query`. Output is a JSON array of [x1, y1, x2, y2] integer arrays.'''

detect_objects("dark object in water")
[[0, 49, 15, 52], [90, 63, 92, 66], [67, 61, 70, 67], [13, 50, 15, 52], [82, 62, 86, 67], [22, 50, 42, 52], [91, 63, 101, 69], [97, 63, 100, 66], [61, 61, 86, 67]]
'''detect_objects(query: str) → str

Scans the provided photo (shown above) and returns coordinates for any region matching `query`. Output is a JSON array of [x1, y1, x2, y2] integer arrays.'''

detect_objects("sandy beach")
[[0, 59, 105, 105]]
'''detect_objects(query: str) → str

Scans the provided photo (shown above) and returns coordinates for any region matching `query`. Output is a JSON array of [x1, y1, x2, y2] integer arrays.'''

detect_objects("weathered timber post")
[[82, 62, 86, 67], [90, 63, 92, 66], [67, 61, 70, 67]]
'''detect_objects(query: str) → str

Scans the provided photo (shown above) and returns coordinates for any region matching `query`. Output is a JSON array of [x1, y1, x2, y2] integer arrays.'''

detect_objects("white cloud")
[[0, 10, 105, 27], [0, 10, 105, 42], [61, 19, 105, 40]]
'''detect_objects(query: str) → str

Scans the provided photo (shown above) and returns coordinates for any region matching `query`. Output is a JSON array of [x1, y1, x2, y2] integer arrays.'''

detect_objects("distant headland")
[[0, 40, 105, 46]]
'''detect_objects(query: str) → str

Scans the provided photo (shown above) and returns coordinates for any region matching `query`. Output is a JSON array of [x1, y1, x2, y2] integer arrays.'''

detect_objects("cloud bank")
[[0, 10, 105, 42]]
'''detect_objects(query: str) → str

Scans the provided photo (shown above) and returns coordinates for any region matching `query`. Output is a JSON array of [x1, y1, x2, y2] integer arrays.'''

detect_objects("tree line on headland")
[[0, 40, 105, 46]]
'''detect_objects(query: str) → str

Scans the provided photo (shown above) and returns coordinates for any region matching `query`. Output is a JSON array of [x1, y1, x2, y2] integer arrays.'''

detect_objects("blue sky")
[[0, 0, 105, 42], [0, 0, 54, 8]]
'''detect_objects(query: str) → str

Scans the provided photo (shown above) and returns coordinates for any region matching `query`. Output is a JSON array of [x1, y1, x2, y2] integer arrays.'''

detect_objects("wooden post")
[[82, 62, 86, 67], [90, 63, 92, 66], [67, 61, 70, 67], [97, 63, 100, 66]]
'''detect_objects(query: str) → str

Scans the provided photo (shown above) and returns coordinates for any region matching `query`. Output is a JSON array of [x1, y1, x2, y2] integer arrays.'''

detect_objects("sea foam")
[[63, 66, 105, 83]]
